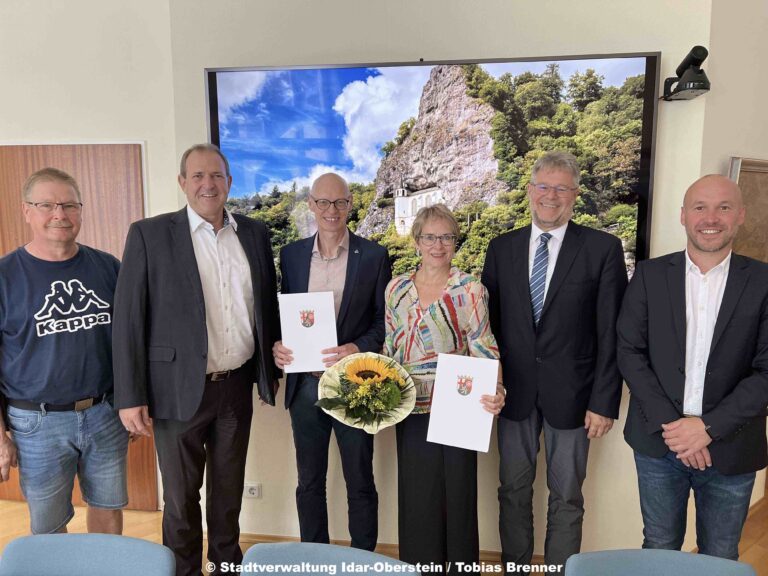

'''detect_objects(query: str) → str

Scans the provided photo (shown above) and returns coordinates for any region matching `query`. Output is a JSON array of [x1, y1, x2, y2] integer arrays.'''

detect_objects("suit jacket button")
[[674, 399, 682, 406], [535, 356, 542, 364], [202, 352, 207, 359], [677, 367, 684, 374]]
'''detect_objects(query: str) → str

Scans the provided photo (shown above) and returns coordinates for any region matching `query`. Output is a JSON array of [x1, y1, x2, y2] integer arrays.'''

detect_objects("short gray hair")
[[179, 143, 231, 178], [410, 204, 460, 244], [22, 167, 81, 202], [531, 150, 580, 186]]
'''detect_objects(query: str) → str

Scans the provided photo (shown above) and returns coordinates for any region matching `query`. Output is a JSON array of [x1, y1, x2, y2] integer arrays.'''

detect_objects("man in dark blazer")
[[482, 151, 628, 570], [618, 174, 768, 560], [113, 144, 281, 576], [272, 173, 391, 551]]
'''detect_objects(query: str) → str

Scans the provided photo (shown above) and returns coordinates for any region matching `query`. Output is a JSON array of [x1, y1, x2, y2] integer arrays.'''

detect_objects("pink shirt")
[[308, 230, 350, 318]]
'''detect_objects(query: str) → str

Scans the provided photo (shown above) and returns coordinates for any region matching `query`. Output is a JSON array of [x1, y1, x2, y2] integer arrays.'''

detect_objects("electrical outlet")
[[244, 482, 262, 499]]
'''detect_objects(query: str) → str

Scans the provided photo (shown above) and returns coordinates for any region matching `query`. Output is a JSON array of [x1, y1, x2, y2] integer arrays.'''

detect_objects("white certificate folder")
[[278, 291, 338, 374], [427, 353, 499, 452]]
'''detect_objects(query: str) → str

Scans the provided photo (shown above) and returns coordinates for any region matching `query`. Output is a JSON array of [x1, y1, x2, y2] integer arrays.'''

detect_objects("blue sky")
[[217, 57, 646, 197]]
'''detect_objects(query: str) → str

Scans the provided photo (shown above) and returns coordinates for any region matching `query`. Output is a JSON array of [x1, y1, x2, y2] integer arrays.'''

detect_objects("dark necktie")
[[530, 232, 552, 325]]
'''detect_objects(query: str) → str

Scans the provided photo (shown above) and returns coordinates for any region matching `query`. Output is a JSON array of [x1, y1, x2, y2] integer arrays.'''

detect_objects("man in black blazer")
[[113, 144, 281, 576], [618, 174, 768, 560], [272, 173, 391, 551], [482, 151, 627, 570]]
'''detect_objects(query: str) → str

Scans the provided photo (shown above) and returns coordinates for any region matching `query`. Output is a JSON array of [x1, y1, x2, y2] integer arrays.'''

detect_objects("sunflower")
[[344, 356, 393, 385], [317, 352, 416, 434]]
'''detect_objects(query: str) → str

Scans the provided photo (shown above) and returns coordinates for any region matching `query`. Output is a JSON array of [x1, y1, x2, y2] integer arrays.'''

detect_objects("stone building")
[[394, 185, 444, 235]]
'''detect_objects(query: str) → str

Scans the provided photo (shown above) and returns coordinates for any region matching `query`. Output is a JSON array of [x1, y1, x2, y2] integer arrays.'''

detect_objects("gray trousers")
[[497, 409, 589, 571]]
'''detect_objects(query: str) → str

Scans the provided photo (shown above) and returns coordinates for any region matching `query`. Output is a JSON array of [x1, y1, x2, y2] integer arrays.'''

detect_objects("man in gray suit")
[[113, 144, 281, 576]]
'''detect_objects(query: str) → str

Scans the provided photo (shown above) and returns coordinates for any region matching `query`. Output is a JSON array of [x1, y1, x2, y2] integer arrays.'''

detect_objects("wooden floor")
[[3, 499, 768, 573]]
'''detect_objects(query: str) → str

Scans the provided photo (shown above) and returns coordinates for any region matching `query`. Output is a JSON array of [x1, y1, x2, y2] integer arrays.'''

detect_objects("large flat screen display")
[[207, 54, 659, 276]]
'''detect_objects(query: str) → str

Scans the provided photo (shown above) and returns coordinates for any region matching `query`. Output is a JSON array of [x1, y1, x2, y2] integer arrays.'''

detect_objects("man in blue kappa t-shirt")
[[0, 168, 129, 535]]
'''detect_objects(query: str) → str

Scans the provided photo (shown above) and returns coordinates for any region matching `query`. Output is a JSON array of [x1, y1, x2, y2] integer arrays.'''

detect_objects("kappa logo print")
[[34, 279, 111, 337]]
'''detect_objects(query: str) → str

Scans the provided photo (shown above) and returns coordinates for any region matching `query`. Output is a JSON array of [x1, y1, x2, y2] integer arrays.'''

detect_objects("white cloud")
[[280, 121, 327, 140], [332, 66, 433, 182], [305, 148, 331, 162], [217, 71, 270, 124], [243, 160, 264, 174]]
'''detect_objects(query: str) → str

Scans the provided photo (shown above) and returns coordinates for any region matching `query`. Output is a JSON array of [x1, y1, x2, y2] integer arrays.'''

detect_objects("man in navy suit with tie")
[[272, 173, 391, 551], [618, 175, 768, 559], [483, 151, 628, 570]]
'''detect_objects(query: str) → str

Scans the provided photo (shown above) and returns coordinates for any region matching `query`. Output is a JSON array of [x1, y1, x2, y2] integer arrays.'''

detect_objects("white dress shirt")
[[683, 250, 731, 416], [187, 206, 255, 373], [528, 221, 568, 303]]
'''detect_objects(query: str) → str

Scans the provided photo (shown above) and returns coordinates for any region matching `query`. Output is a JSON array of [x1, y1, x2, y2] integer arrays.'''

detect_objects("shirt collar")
[[187, 205, 237, 233], [685, 249, 732, 276], [531, 221, 568, 244], [312, 229, 350, 258]]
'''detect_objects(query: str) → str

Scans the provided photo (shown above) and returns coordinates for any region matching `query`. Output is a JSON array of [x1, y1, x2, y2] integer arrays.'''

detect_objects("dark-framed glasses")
[[530, 183, 578, 197], [310, 195, 351, 211], [418, 233, 457, 247], [25, 201, 83, 214]]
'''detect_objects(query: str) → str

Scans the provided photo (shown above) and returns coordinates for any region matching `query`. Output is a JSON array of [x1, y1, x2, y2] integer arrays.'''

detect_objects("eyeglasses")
[[529, 183, 578, 196], [310, 195, 351, 211], [25, 201, 83, 214], [418, 234, 457, 246]]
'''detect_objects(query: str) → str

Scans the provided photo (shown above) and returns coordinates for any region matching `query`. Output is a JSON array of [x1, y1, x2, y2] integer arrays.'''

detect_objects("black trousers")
[[289, 373, 378, 551], [396, 412, 478, 575], [153, 370, 253, 576]]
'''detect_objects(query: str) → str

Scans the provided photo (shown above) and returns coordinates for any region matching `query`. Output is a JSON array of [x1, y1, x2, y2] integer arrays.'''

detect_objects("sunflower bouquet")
[[316, 352, 415, 434]]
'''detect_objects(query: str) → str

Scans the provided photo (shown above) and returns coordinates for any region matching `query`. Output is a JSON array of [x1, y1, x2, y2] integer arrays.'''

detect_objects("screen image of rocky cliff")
[[211, 57, 656, 277]]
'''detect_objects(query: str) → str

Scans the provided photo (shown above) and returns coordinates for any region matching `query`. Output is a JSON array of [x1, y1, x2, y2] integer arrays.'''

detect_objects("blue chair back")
[[242, 542, 413, 575], [0, 533, 175, 576], [565, 549, 756, 576]]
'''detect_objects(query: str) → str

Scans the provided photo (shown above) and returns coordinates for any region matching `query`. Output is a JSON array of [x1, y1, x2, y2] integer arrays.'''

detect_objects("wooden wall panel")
[[0, 144, 158, 511], [0, 144, 144, 258]]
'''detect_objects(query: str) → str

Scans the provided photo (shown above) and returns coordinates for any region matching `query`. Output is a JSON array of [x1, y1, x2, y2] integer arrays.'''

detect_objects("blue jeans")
[[634, 450, 755, 560], [7, 400, 129, 534]]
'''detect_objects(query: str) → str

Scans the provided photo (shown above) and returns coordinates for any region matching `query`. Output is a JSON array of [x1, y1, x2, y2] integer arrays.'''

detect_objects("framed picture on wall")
[[206, 54, 660, 278], [729, 156, 768, 263]]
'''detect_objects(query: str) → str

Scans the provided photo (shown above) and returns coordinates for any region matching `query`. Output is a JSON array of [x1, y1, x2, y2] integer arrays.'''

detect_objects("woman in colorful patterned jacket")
[[384, 203, 505, 573]]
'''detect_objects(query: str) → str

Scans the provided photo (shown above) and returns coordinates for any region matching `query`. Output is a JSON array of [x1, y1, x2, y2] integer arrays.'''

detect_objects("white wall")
[[2, 0, 766, 557], [700, 1, 768, 174], [0, 0, 178, 216]]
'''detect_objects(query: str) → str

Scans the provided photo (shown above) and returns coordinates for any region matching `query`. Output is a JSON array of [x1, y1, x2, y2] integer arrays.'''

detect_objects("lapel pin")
[[354, 249, 359, 254]]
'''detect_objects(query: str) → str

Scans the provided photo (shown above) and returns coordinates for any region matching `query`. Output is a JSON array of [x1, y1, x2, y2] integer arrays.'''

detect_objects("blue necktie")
[[530, 232, 552, 326]]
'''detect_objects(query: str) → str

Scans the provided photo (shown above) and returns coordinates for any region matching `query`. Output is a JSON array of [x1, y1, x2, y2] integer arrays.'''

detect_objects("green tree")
[[381, 117, 416, 156], [567, 69, 605, 111], [462, 64, 494, 99], [347, 182, 376, 231], [454, 203, 516, 276], [514, 80, 557, 121], [540, 63, 565, 103], [372, 224, 419, 277]]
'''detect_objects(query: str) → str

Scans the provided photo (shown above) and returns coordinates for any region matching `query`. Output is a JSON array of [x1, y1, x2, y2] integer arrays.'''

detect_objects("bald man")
[[273, 173, 391, 551], [618, 174, 768, 560]]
